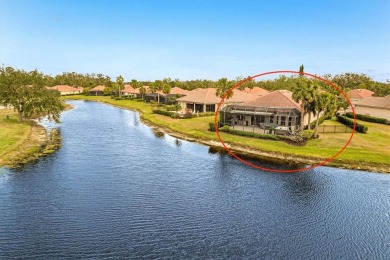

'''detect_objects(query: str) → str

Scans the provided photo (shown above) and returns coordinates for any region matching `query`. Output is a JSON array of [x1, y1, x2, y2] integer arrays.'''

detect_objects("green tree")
[[292, 77, 313, 131], [114, 75, 124, 98], [313, 92, 337, 137], [216, 77, 234, 99], [139, 86, 147, 99], [0, 67, 65, 122]]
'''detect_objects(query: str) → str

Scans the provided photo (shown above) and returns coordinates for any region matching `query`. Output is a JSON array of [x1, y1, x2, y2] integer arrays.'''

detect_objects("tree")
[[151, 80, 163, 103], [292, 77, 314, 131], [139, 86, 146, 99], [114, 75, 124, 98], [313, 92, 337, 138], [216, 77, 234, 99], [0, 66, 65, 122], [299, 64, 304, 77], [131, 79, 140, 89]]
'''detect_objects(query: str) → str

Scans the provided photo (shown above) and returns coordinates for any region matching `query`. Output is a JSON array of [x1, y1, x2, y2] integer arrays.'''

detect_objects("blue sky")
[[1, 0, 389, 82]]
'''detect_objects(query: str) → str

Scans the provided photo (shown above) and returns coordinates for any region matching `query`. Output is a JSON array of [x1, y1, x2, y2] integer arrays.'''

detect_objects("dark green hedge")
[[306, 115, 331, 130], [153, 109, 177, 118], [345, 112, 389, 125], [219, 126, 280, 140], [336, 115, 368, 133]]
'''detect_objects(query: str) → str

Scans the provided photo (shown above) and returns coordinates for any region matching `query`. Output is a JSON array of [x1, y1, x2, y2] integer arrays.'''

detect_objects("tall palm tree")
[[216, 77, 234, 99], [292, 77, 312, 131]]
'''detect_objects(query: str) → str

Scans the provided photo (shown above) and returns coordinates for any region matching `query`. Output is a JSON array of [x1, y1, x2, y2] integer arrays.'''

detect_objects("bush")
[[219, 126, 280, 140], [302, 129, 315, 139], [336, 115, 368, 133], [153, 109, 176, 117], [191, 112, 215, 117], [306, 115, 331, 130], [345, 112, 389, 125], [208, 122, 216, 131]]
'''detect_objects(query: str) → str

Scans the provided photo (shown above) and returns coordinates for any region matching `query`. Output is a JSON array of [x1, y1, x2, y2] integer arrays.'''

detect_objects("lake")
[[0, 100, 389, 259]]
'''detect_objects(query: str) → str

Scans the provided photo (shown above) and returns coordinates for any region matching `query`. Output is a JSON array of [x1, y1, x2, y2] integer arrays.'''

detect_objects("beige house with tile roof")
[[241, 87, 269, 96], [48, 85, 83, 95], [354, 96, 390, 120], [347, 89, 375, 106], [220, 90, 318, 133], [89, 85, 106, 96], [176, 88, 257, 113]]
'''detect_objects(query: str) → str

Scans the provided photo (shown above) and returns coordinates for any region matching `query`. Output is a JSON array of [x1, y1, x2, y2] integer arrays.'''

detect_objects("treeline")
[[29, 69, 389, 97]]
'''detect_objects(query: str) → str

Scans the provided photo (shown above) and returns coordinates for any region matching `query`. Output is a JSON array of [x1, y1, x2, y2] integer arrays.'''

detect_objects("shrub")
[[219, 126, 280, 140], [345, 112, 389, 125], [336, 115, 368, 133], [192, 112, 215, 117], [208, 122, 216, 131], [302, 129, 315, 139], [153, 109, 176, 117], [306, 115, 331, 130]]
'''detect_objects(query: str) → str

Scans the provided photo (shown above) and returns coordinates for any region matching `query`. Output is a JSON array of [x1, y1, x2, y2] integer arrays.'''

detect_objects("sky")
[[0, 0, 389, 82]]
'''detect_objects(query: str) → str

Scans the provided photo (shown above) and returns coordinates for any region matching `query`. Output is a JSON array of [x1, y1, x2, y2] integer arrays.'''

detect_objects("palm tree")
[[216, 77, 234, 99], [313, 92, 337, 138], [292, 77, 313, 131]]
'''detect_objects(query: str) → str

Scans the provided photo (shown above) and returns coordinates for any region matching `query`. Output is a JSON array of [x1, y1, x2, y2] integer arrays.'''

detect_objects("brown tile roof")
[[355, 96, 390, 109], [176, 88, 257, 104], [170, 87, 190, 95], [241, 87, 269, 96], [241, 90, 302, 110], [49, 85, 81, 92], [89, 85, 106, 92], [122, 84, 140, 94], [347, 89, 375, 99]]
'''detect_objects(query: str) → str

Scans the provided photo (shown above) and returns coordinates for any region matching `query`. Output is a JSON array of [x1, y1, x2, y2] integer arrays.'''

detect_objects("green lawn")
[[0, 110, 34, 166], [63, 95, 390, 170]]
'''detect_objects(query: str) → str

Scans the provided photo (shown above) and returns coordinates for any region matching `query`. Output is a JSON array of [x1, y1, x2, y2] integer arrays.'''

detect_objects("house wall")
[[355, 106, 390, 120]]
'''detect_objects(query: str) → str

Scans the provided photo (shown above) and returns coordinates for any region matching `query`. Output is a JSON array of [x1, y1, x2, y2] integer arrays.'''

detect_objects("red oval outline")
[[214, 70, 356, 173]]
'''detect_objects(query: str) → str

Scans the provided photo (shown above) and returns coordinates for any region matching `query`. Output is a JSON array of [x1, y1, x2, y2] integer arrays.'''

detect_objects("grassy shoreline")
[[63, 95, 390, 173], [0, 110, 61, 169]]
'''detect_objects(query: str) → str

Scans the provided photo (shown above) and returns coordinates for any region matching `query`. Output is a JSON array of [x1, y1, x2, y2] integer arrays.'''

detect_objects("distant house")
[[89, 85, 106, 96], [144, 87, 189, 104], [354, 96, 390, 120], [121, 84, 140, 98], [220, 90, 318, 133], [176, 88, 256, 113], [48, 85, 83, 95], [347, 89, 375, 105]]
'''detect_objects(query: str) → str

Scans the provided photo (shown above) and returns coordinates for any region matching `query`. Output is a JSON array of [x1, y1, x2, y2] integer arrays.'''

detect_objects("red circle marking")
[[214, 70, 356, 173]]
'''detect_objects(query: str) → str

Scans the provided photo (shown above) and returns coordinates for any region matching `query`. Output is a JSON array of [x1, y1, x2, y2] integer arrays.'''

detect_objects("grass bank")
[[0, 110, 61, 168], [63, 95, 390, 173]]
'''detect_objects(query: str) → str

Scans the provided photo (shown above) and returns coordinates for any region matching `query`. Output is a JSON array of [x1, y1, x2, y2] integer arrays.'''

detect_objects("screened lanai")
[[220, 105, 301, 134]]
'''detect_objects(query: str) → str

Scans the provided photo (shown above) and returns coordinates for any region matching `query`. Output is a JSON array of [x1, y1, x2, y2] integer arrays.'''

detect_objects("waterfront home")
[[121, 84, 140, 98], [176, 88, 257, 113], [89, 85, 106, 96], [220, 90, 317, 134], [354, 96, 390, 120], [48, 85, 83, 95]]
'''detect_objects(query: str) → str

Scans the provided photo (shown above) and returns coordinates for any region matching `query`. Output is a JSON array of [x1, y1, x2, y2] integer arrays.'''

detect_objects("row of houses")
[[46, 84, 389, 130]]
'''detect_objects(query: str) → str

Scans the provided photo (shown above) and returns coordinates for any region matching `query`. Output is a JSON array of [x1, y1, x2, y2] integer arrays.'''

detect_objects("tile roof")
[[89, 85, 106, 92], [122, 84, 140, 94], [241, 90, 302, 110], [176, 88, 257, 104], [347, 89, 375, 99], [355, 96, 390, 109], [169, 87, 190, 95], [49, 85, 81, 92], [241, 87, 269, 96]]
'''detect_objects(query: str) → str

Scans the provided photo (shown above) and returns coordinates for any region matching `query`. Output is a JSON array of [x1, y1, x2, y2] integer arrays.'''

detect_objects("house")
[[89, 85, 106, 96], [354, 96, 390, 120], [219, 90, 318, 134], [121, 84, 140, 98], [347, 89, 375, 106], [144, 87, 189, 104], [48, 85, 83, 95], [176, 88, 257, 113]]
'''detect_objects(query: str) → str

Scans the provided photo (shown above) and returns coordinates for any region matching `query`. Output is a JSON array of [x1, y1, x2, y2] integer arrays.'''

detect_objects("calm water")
[[0, 101, 389, 259]]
